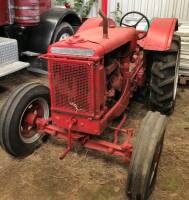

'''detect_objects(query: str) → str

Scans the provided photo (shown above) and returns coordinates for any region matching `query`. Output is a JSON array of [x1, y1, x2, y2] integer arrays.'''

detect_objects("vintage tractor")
[[0, 11, 180, 200]]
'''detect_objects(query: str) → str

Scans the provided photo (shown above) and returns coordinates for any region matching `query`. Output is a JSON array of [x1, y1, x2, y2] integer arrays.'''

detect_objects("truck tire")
[[0, 83, 50, 157], [52, 22, 74, 42], [149, 35, 181, 115], [126, 111, 167, 200]]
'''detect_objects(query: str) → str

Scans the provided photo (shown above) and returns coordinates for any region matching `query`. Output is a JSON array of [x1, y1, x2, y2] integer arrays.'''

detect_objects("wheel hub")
[[19, 98, 49, 144], [59, 33, 71, 41]]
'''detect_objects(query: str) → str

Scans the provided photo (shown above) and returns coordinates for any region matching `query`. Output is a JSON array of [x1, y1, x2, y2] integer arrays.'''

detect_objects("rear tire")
[[126, 111, 167, 200], [149, 35, 181, 115], [0, 83, 50, 157]]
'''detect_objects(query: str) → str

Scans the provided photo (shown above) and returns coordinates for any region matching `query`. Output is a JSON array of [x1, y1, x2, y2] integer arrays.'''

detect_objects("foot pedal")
[[22, 51, 41, 57]]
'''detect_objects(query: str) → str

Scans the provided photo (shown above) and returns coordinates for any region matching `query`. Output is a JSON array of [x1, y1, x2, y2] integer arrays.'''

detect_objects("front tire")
[[126, 111, 167, 200], [0, 83, 50, 157]]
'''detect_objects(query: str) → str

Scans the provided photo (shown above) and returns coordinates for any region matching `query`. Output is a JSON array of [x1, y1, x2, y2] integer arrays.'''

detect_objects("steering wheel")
[[120, 11, 150, 40]]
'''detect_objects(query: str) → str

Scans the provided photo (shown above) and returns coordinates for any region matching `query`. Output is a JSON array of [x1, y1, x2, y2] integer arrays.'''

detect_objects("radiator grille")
[[49, 60, 94, 115]]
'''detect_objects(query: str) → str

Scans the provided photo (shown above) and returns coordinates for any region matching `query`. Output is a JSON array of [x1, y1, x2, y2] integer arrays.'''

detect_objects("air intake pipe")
[[99, 10, 108, 39]]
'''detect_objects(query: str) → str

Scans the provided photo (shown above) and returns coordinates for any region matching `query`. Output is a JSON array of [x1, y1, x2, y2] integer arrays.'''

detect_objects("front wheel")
[[126, 111, 168, 200], [0, 83, 50, 157]]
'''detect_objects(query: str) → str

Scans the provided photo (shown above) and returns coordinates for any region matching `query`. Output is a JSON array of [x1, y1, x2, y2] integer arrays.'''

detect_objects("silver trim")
[[14, 6, 39, 10], [51, 47, 94, 57], [8, 0, 15, 24], [173, 49, 180, 100], [15, 16, 40, 20]]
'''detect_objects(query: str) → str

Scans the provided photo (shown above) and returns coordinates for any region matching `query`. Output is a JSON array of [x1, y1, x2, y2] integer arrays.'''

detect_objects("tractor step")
[[22, 51, 41, 57], [0, 61, 29, 78]]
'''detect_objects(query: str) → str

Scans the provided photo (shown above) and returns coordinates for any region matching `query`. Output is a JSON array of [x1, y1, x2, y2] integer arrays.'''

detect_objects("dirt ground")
[[0, 70, 188, 200]]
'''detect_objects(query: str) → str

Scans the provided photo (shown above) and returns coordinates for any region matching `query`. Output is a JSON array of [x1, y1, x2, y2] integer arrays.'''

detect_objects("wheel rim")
[[19, 98, 49, 144], [173, 50, 180, 100], [59, 33, 71, 41]]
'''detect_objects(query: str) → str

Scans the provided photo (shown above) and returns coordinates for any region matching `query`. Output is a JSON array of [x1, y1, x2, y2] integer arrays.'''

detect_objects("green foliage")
[[111, 2, 122, 24], [111, 10, 122, 24], [73, 0, 83, 13], [54, 0, 94, 18], [54, 0, 68, 5], [79, 0, 94, 18]]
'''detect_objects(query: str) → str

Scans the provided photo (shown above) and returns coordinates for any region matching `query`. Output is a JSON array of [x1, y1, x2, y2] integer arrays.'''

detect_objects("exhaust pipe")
[[99, 10, 108, 39]]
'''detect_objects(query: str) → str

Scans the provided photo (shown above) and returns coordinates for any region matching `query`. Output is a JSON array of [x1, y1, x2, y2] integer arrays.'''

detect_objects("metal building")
[[109, 0, 189, 22]]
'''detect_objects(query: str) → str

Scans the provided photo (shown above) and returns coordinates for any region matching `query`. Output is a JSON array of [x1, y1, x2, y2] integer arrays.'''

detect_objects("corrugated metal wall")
[[109, 0, 189, 22]]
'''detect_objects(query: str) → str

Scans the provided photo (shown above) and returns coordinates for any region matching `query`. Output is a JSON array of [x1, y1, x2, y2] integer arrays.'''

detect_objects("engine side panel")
[[139, 18, 178, 51]]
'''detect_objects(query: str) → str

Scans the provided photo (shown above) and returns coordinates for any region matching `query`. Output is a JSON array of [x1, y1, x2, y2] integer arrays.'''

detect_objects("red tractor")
[[0, 11, 180, 200]]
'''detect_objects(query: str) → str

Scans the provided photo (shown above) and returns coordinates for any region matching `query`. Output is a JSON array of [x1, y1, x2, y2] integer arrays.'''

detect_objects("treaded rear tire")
[[126, 111, 168, 200], [149, 35, 181, 115], [0, 83, 50, 157]]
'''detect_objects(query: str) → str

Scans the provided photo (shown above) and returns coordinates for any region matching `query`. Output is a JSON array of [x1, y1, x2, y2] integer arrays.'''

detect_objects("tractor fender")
[[27, 7, 81, 53], [139, 18, 178, 51]]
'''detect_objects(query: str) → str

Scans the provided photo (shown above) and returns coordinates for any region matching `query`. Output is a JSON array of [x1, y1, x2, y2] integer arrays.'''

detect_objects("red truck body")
[[0, 0, 9, 25], [0, 0, 51, 26]]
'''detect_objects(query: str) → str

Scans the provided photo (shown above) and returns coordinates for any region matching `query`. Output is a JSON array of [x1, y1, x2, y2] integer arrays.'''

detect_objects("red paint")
[[14, 0, 51, 26], [0, 0, 9, 25], [139, 18, 178, 51], [102, 0, 108, 16], [33, 116, 133, 161], [64, 2, 71, 9], [39, 0, 51, 15], [14, 0, 40, 26], [0, 0, 51, 26], [49, 26, 137, 58], [22, 100, 46, 139], [77, 17, 116, 33]]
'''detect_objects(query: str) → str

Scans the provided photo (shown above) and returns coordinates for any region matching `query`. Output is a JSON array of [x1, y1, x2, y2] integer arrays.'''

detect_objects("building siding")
[[109, 0, 189, 22]]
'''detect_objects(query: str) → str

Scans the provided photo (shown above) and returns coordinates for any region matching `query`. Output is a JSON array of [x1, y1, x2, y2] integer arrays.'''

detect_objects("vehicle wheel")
[[126, 111, 167, 200], [52, 22, 74, 42], [0, 83, 50, 157], [149, 35, 181, 115]]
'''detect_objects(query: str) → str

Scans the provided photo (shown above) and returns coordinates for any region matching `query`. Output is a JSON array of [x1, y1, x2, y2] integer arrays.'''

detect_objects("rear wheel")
[[149, 35, 181, 115], [0, 83, 50, 157], [126, 111, 167, 200]]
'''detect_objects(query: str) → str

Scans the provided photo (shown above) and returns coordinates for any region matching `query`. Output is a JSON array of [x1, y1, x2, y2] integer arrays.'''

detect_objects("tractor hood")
[[48, 26, 137, 60]]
